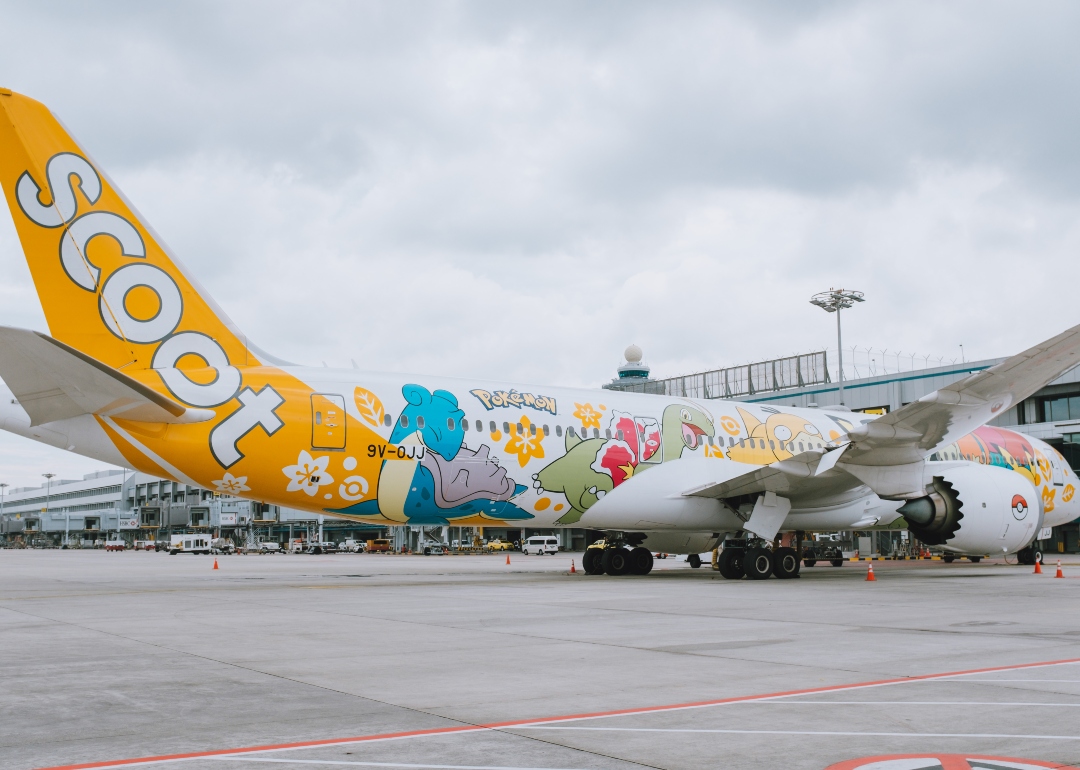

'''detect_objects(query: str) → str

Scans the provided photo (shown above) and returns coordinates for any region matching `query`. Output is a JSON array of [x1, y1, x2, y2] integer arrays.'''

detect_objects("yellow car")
[[485, 539, 515, 552]]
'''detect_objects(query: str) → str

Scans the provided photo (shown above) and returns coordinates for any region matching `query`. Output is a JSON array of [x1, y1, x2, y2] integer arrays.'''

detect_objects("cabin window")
[[568, 426, 576, 437], [556, 425, 563, 437], [543, 425, 549, 436], [769, 440, 775, 450], [400, 415, 409, 428], [517, 422, 524, 434], [502, 421, 510, 433], [605, 429, 611, 439], [489, 421, 496, 433], [475, 420, 482, 432], [416, 416, 425, 429], [449, 418, 457, 430], [384, 414, 392, 427], [593, 428, 600, 438], [616, 430, 624, 441], [315, 411, 322, 426], [530, 424, 537, 436]]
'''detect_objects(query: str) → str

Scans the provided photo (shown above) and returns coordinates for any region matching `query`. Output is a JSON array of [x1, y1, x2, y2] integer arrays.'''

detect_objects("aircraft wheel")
[[830, 558, 844, 567], [967, 556, 982, 563], [803, 558, 817, 568], [943, 553, 955, 563], [717, 549, 744, 579], [582, 548, 604, 575], [1033, 547, 1043, 564], [773, 547, 800, 579], [743, 547, 773, 580], [687, 553, 702, 569], [629, 547, 654, 575], [602, 547, 631, 576]]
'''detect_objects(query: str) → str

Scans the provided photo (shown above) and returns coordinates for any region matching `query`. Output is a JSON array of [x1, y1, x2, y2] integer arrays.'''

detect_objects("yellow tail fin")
[[0, 88, 257, 372]]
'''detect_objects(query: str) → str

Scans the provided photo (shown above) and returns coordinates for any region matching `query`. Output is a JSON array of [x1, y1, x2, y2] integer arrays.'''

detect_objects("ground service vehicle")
[[366, 539, 391, 553], [104, 539, 125, 552], [258, 542, 281, 554], [170, 535, 211, 555], [485, 538, 514, 551], [522, 536, 560, 555], [802, 535, 845, 568], [341, 539, 365, 553], [0, 90, 1078, 582]]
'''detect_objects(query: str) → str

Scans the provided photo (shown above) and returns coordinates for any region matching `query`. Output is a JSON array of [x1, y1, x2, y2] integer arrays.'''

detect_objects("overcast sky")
[[1, 0, 1079, 487]]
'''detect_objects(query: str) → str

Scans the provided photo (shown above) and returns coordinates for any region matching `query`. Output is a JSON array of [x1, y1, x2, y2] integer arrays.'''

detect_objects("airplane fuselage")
[[1, 364, 1074, 543]]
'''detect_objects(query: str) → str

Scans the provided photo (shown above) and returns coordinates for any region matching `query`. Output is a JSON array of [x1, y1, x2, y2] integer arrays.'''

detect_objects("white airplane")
[[0, 88, 1077, 579]]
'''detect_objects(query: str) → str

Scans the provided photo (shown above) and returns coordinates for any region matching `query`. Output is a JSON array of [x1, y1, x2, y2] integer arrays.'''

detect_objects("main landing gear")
[[717, 539, 802, 580], [582, 538, 655, 576]]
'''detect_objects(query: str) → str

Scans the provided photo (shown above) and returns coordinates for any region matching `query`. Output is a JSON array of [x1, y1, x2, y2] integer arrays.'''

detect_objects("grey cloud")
[[0, 1, 1077, 387]]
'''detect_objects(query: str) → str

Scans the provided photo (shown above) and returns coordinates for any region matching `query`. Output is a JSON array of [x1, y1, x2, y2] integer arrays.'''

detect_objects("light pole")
[[810, 288, 865, 406], [42, 473, 56, 546]]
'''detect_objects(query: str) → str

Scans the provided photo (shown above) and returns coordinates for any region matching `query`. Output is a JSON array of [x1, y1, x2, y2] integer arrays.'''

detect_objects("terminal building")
[[2, 345, 1078, 554], [0, 470, 577, 552]]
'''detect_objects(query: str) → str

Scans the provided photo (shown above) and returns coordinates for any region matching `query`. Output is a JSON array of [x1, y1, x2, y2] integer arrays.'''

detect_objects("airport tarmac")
[[1, 550, 1078, 770]]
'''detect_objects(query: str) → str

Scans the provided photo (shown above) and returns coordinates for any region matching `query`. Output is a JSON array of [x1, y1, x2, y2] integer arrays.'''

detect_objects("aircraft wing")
[[841, 321, 1080, 468], [0, 326, 213, 426], [683, 449, 862, 504], [686, 322, 1080, 505]]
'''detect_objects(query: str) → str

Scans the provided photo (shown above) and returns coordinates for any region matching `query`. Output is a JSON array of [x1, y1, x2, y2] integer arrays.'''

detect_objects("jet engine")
[[896, 463, 1039, 555]]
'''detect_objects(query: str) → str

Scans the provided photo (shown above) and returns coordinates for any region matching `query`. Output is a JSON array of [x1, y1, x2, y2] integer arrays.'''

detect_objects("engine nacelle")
[[896, 463, 1039, 555]]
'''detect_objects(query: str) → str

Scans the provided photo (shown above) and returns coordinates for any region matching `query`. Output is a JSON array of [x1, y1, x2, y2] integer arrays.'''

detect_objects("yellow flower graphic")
[[574, 402, 602, 429], [504, 415, 545, 468]]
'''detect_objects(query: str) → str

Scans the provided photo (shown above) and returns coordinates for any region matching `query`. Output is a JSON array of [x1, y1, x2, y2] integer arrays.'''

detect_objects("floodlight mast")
[[809, 288, 865, 406]]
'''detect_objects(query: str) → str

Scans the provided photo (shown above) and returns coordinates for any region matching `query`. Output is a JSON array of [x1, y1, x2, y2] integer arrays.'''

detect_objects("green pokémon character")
[[534, 402, 715, 525]]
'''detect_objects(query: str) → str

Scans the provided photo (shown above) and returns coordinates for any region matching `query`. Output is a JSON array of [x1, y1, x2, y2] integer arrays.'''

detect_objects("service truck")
[[169, 534, 212, 555]]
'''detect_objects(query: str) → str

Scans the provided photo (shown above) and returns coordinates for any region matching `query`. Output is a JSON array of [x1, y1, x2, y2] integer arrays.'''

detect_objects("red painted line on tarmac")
[[36, 656, 1080, 770]]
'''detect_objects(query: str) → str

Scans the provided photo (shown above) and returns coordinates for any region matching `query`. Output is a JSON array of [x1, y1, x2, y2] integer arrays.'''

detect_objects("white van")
[[169, 534, 211, 554], [522, 536, 560, 555]]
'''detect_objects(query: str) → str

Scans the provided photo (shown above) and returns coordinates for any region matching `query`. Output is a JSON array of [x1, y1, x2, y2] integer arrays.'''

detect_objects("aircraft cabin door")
[[311, 394, 347, 450], [1051, 455, 1064, 486]]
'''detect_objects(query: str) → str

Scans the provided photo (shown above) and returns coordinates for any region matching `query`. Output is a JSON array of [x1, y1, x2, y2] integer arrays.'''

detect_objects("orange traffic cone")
[[570, 559, 576, 574], [1034, 559, 1043, 574], [506, 553, 511, 565], [866, 563, 876, 581], [1055, 560, 1064, 578], [213, 559, 219, 570]]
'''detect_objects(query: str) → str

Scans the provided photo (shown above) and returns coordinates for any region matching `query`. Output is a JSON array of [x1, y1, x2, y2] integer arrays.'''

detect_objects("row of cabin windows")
[[382, 413, 828, 453]]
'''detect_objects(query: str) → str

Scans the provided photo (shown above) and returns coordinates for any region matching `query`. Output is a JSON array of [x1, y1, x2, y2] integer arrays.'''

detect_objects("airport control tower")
[[607, 344, 651, 388]]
